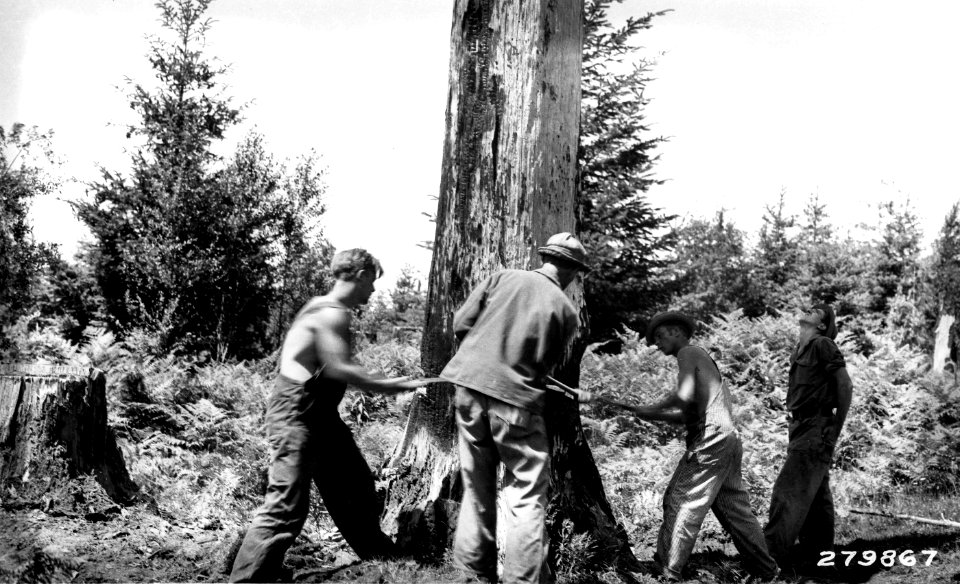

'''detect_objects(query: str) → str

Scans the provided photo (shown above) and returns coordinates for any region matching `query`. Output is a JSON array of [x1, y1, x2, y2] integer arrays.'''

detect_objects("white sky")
[[4, 0, 959, 288]]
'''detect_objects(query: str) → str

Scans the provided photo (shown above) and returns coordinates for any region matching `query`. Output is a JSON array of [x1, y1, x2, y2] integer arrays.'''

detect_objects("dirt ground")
[[2, 486, 960, 583]]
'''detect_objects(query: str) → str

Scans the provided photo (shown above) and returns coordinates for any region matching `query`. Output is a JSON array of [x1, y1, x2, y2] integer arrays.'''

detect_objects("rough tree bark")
[[381, 0, 639, 575], [0, 364, 138, 507]]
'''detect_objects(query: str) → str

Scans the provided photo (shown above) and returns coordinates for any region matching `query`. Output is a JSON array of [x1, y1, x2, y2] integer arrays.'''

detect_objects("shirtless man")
[[230, 249, 427, 583], [631, 311, 778, 581]]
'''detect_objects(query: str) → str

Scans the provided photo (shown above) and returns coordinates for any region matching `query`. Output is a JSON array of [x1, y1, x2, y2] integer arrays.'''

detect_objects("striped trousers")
[[655, 432, 778, 580]]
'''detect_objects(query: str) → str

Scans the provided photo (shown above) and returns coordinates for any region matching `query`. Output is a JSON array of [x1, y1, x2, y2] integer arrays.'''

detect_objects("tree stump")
[[0, 364, 138, 507]]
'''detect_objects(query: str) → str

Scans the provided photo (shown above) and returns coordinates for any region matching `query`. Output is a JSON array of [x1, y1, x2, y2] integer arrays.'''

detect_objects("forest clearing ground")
[[2, 491, 958, 583]]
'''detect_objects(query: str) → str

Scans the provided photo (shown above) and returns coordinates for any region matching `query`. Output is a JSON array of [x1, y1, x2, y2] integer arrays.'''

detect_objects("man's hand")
[[571, 388, 594, 403], [381, 376, 433, 393], [546, 383, 593, 403]]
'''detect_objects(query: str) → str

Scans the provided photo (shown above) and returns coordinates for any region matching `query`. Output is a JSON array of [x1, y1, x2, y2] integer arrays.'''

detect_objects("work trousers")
[[764, 414, 837, 567], [655, 432, 778, 580], [453, 386, 551, 584], [230, 376, 396, 582]]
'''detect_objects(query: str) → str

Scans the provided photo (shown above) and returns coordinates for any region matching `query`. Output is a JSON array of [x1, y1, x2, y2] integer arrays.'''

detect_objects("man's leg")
[[487, 399, 550, 584], [796, 471, 835, 561], [312, 417, 399, 560], [763, 449, 831, 567], [710, 440, 779, 578], [453, 388, 500, 582], [654, 445, 726, 580], [230, 423, 312, 582]]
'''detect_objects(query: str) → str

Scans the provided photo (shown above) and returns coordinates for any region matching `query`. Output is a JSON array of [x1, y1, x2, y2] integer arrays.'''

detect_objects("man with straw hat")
[[440, 232, 591, 584], [630, 311, 778, 581]]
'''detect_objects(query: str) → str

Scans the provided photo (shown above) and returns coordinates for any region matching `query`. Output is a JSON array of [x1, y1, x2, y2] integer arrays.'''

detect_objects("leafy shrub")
[[554, 518, 599, 583]]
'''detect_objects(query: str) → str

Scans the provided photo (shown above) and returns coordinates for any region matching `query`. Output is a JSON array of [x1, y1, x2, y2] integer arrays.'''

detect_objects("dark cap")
[[646, 311, 697, 345]]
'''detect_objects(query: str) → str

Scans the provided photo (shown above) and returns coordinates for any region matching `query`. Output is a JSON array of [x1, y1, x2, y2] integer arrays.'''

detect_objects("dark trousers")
[[230, 377, 397, 582], [764, 415, 837, 566]]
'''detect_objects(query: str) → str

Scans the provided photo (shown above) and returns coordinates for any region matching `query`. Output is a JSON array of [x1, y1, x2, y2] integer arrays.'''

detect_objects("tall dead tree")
[[382, 0, 639, 575]]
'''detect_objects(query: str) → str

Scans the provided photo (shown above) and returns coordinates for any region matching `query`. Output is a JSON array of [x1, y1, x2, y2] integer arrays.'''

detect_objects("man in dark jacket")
[[764, 303, 853, 570], [441, 232, 590, 584]]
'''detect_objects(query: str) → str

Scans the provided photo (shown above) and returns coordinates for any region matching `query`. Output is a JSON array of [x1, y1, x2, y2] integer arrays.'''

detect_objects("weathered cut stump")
[[0, 364, 138, 505], [381, 383, 461, 561]]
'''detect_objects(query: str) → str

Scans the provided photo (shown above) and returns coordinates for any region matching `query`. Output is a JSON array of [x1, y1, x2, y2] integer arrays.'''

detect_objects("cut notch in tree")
[[0, 364, 138, 507]]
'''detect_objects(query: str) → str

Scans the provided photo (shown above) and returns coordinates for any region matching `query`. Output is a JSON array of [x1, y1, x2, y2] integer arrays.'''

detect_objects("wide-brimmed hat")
[[645, 311, 697, 345], [537, 232, 591, 272]]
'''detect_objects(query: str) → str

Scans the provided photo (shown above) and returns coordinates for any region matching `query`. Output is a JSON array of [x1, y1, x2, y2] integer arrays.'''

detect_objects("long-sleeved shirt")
[[440, 268, 579, 414], [786, 335, 847, 417]]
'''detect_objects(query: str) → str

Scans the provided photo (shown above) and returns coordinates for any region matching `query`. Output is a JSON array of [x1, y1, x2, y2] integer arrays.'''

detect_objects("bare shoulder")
[[297, 297, 350, 330], [678, 346, 718, 373], [313, 305, 350, 327], [677, 345, 709, 361]]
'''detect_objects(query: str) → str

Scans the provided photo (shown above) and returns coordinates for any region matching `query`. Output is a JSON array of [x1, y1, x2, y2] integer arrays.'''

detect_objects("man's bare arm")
[[632, 347, 699, 425], [314, 309, 426, 393], [632, 394, 687, 424]]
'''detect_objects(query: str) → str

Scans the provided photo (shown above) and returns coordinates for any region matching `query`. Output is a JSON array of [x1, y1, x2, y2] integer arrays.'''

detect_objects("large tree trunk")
[[0, 364, 138, 509], [382, 0, 639, 575]]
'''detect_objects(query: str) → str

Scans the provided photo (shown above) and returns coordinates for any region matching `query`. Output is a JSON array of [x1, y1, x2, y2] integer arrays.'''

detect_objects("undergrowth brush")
[[578, 310, 960, 551], [5, 311, 958, 582]]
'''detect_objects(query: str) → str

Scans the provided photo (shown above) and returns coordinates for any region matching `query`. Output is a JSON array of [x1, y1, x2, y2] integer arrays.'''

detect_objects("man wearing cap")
[[764, 303, 853, 571], [631, 311, 778, 582], [440, 232, 590, 584]]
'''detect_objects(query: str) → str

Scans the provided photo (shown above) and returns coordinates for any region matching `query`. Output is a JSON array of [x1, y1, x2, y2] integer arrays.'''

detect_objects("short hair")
[[330, 248, 383, 282], [657, 323, 691, 339]]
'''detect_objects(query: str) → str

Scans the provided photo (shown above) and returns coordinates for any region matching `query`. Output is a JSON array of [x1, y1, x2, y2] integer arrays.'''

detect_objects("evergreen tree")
[[75, 0, 330, 358], [751, 191, 801, 311], [75, 0, 239, 343], [665, 211, 752, 320], [799, 193, 832, 248], [870, 200, 922, 314], [795, 193, 863, 307], [579, 0, 674, 341]]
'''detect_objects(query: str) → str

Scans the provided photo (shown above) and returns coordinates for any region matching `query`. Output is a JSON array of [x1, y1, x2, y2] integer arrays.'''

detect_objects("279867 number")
[[819, 550, 938, 567]]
